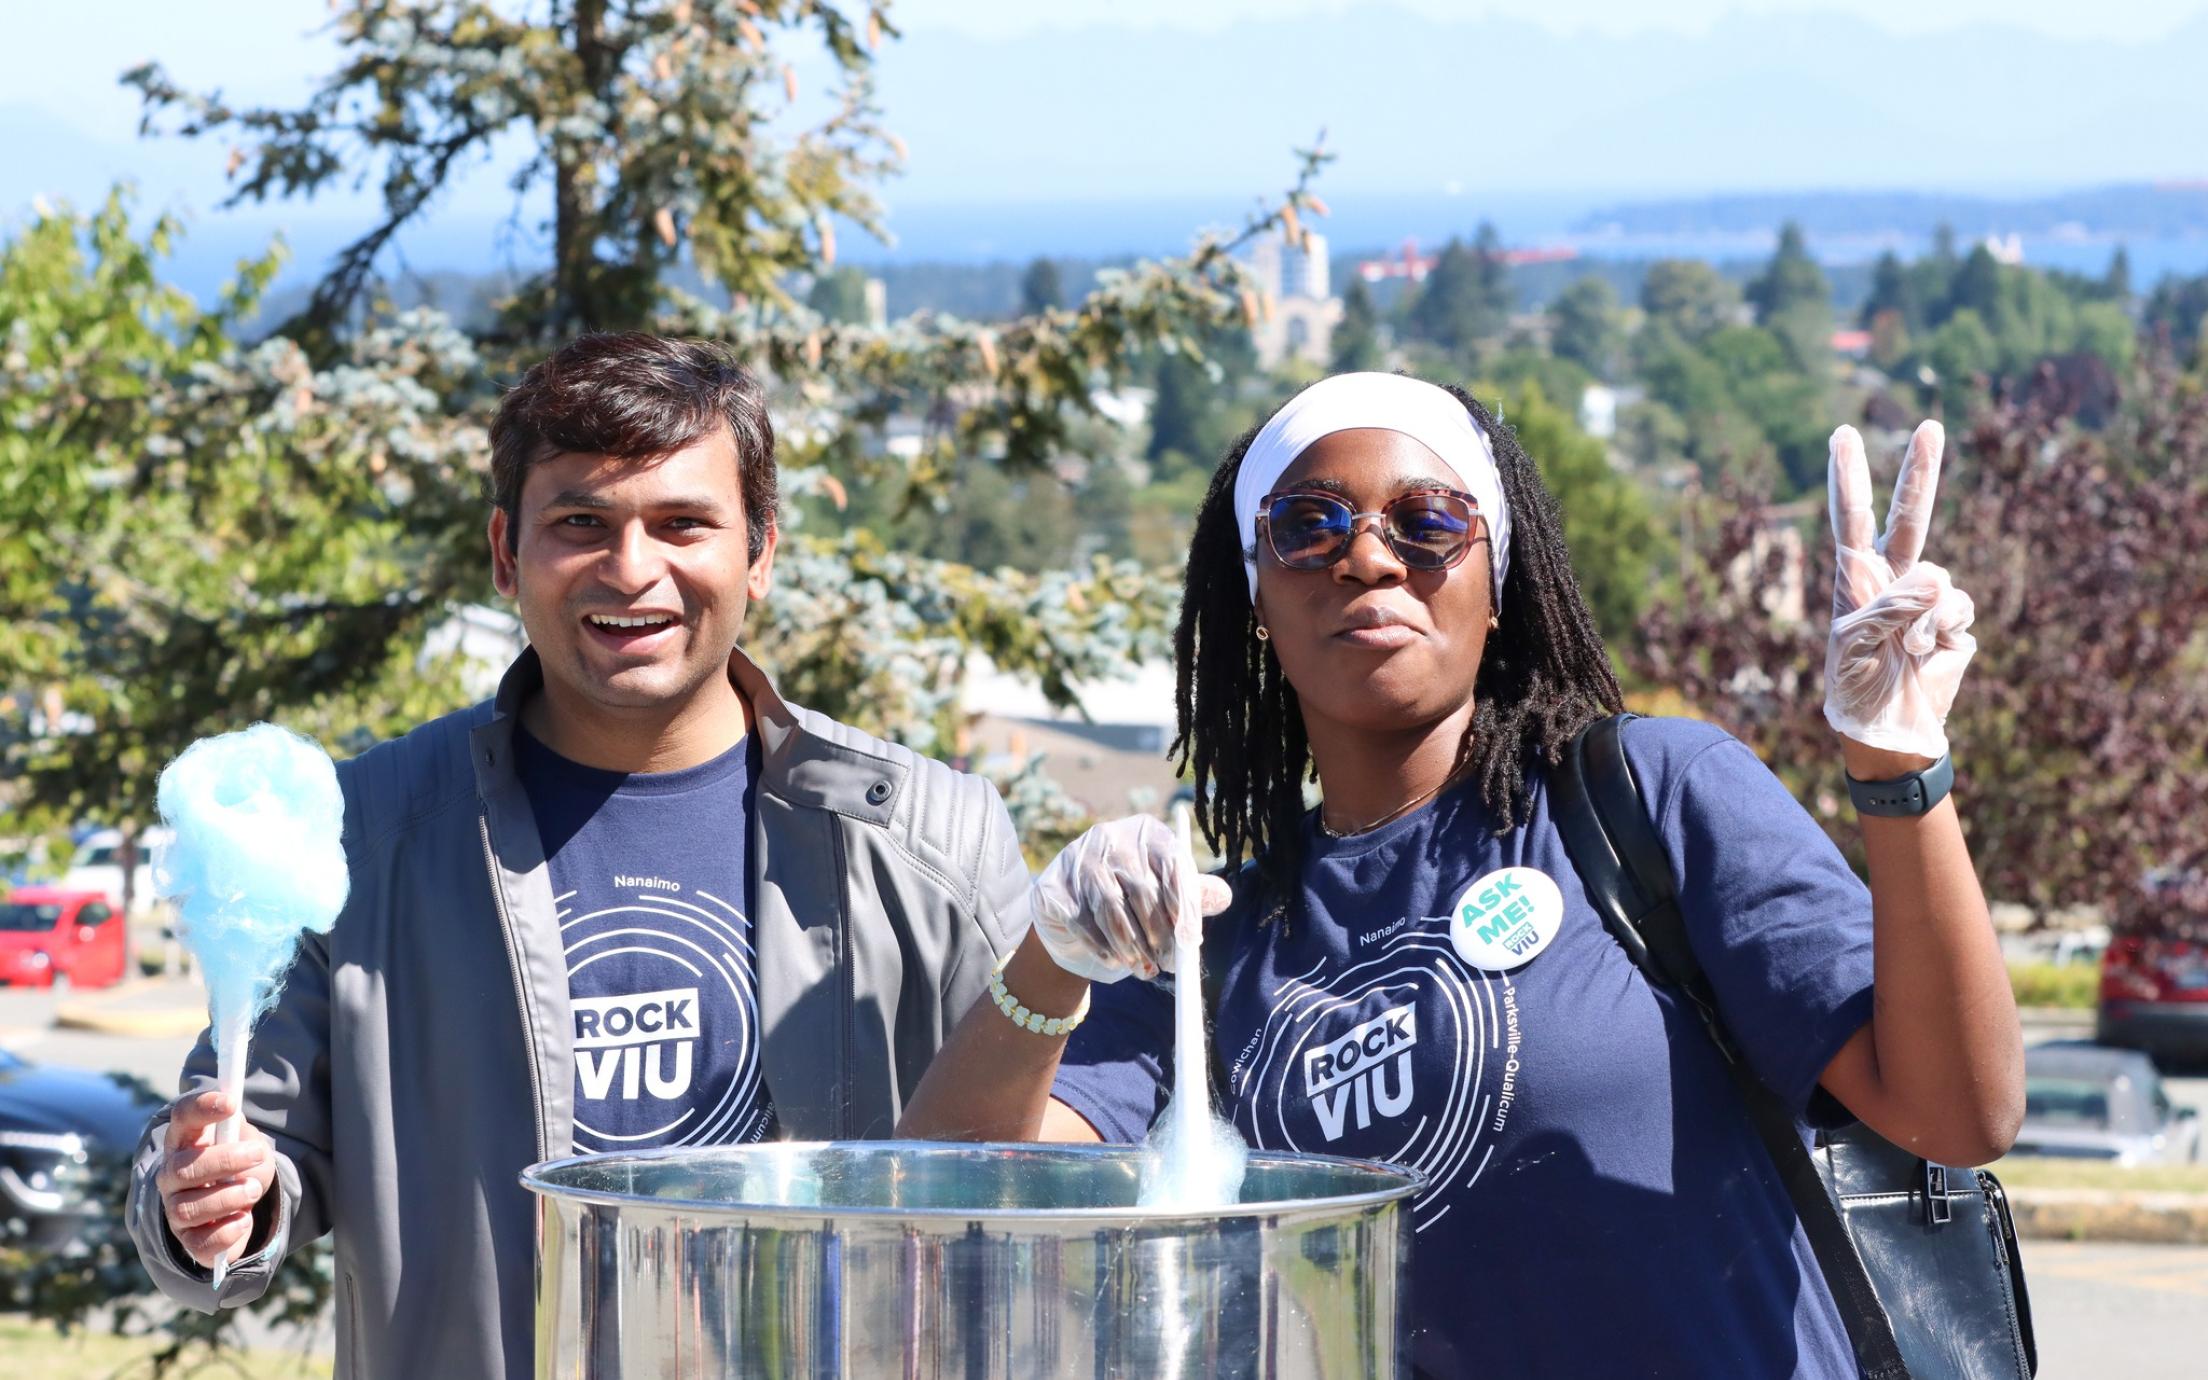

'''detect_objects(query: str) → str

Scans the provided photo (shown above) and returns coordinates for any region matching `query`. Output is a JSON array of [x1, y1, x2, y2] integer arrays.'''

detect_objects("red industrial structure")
[[1356, 237, 1580, 283]]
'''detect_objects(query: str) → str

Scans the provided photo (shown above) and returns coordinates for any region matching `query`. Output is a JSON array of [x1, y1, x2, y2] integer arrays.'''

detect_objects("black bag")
[[1549, 714, 2036, 1380]]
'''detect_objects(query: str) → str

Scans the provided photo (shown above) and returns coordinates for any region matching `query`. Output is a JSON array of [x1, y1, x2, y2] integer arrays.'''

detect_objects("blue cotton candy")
[[154, 723, 349, 1056]]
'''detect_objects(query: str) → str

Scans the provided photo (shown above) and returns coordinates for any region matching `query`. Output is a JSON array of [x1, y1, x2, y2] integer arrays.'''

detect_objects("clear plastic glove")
[[1031, 815, 1236, 983], [1824, 421, 1977, 760]]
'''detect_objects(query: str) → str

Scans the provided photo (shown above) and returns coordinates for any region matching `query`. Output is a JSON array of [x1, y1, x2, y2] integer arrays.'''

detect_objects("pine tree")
[[1860, 251, 1920, 332], [1948, 244, 2005, 324], [1406, 230, 1509, 355], [1020, 257, 1064, 316], [1549, 276, 1624, 380], [1330, 278, 1383, 372], [1746, 222, 1829, 323], [2104, 246, 2133, 305]]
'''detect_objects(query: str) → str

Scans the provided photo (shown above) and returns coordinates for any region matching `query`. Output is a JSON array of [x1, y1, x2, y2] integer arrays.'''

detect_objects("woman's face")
[[1253, 428, 1494, 737]]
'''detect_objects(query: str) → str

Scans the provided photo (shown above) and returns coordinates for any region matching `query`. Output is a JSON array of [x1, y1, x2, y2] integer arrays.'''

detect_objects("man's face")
[[489, 426, 774, 716]]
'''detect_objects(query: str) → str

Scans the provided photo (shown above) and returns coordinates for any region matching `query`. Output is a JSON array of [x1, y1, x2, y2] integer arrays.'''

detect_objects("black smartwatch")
[[1846, 752, 1955, 817]]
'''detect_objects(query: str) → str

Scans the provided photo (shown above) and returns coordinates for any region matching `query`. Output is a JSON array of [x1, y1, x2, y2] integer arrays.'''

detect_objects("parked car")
[[2097, 886, 2208, 1065], [0, 1046, 161, 1248], [2011, 1043, 2201, 1165], [0, 887, 128, 989], [60, 826, 173, 919]]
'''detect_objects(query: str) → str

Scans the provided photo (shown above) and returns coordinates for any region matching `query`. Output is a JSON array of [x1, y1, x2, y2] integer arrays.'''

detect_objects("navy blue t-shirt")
[[1053, 718, 1877, 1379], [515, 725, 778, 1152]]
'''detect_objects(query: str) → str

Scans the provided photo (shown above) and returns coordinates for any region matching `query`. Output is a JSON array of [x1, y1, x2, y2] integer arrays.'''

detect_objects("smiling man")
[[125, 332, 1033, 1379]]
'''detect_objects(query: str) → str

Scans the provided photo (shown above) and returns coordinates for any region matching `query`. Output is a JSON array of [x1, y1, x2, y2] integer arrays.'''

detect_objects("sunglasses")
[[1258, 487, 1485, 572]]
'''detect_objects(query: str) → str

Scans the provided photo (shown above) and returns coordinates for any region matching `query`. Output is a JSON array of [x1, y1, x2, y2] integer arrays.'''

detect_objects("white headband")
[[1234, 373, 1511, 603]]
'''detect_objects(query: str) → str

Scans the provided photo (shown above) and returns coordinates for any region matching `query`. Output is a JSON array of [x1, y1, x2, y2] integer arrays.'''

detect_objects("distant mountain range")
[[1573, 186, 2208, 238], [873, 7, 2208, 200]]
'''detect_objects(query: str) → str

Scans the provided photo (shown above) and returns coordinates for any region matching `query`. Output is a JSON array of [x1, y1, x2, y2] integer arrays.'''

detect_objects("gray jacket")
[[126, 647, 1031, 1378]]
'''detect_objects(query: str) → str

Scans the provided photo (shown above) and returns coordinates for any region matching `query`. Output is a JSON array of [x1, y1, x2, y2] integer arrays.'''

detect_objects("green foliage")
[[1403, 227, 1510, 355], [1330, 278, 1382, 373], [1, 195, 482, 842], [127, 1, 903, 342], [1485, 349, 1592, 416], [1019, 257, 1064, 316], [1548, 276, 1624, 380], [1639, 259, 1738, 342], [1477, 380, 1661, 641], [1859, 251, 1919, 331], [1745, 223, 1829, 320], [2145, 273, 2208, 361], [1947, 245, 2004, 323], [2006, 959, 2098, 1010], [1923, 308, 2000, 414], [1743, 225, 1832, 373], [806, 267, 875, 325], [1634, 320, 1825, 493], [2104, 246, 2132, 303], [1147, 352, 1208, 462]]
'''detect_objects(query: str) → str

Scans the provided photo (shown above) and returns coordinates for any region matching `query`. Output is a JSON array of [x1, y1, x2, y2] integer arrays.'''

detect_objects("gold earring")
[[1255, 625, 1271, 642], [1489, 614, 1500, 631]]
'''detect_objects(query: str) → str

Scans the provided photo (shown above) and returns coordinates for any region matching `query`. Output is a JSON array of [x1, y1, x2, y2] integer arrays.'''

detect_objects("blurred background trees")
[[2, 0, 1329, 861]]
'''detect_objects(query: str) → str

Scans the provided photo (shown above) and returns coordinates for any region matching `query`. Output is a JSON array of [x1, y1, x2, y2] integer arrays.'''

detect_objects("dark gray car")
[[0, 1046, 160, 1248], [2013, 1042, 2202, 1165]]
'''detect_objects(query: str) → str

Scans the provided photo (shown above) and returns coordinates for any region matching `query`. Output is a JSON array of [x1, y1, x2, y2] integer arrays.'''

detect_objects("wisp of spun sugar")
[[1138, 811, 1249, 1210]]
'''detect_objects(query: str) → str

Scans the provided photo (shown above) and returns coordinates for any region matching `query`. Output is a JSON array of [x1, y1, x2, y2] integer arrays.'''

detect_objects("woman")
[[900, 372, 2022, 1378]]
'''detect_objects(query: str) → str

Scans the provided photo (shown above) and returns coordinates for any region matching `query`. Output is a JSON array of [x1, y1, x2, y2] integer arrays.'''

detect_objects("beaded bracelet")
[[988, 952, 1091, 1037]]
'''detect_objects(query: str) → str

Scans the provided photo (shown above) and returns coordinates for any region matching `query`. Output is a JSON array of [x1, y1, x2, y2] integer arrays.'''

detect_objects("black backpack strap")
[[1550, 715, 1912, 1380]]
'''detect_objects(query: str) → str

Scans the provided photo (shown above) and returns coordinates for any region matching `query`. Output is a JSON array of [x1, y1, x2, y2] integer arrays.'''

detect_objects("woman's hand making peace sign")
[[1823, 421, 1977, 762]]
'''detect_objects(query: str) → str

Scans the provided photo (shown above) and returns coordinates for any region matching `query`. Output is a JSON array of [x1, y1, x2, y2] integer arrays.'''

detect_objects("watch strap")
[[1847, 752, 1954, 817]]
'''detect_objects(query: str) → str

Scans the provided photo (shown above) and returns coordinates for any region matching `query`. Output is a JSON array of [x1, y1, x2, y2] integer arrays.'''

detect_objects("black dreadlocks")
[[1170, 382, 1624, 914]]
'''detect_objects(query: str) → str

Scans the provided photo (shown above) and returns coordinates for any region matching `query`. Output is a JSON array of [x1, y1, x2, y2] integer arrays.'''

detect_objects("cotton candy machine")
[[522, 1140, 1421, 1379]]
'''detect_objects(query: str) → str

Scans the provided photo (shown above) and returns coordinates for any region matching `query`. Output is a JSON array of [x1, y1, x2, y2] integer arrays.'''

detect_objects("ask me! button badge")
[[1449, 866, 1565, 972]]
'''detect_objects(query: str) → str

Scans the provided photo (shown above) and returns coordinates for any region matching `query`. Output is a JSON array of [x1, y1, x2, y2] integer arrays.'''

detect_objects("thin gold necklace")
[[1318, 772, 1459, 839]]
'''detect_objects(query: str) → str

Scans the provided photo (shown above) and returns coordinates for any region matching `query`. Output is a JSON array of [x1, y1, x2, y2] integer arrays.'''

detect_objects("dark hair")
[[1172, 381, 1624, 911], [488, 332, 777, 560]]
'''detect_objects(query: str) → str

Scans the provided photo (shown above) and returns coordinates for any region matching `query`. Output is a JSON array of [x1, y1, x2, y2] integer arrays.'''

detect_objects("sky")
[[10, 0, 2207, 134], [913, 0, 2208, 40]]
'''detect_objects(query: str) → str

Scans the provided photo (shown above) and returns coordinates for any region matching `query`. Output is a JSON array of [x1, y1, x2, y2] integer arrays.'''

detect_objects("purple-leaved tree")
[[1631, 355, 2208, 939]]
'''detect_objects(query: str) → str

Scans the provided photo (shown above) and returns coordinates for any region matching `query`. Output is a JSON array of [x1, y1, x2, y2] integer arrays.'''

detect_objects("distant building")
[[421, 604, 525, 699], [1579, 383, 1619, 440], [863, 277, 888, 329], [1354, 237, 1579, 285], [1089, 385, 1152, 431], [1248, 230, 1345, 370], [1983, 233, 2025, 267], [957, 654, 1183, 819]]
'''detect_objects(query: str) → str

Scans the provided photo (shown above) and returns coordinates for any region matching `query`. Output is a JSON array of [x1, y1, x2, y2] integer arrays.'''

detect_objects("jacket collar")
[[473, 642, 893, 820]]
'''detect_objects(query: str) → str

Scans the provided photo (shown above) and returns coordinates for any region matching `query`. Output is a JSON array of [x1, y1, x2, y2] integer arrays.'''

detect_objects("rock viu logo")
[[1301, 1004, 1418, 1143], [573, 986, 701, 1101]]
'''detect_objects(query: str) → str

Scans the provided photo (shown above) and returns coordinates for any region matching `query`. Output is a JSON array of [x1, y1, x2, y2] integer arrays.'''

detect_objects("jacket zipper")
[[344, 1269, 361, 1377], [482, 812, 549, 1162], [834, 826, 853, 1139]]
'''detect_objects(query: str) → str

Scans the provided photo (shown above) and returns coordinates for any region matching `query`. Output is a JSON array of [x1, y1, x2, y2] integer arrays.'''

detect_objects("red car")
[[0, 888, 127, 990], [2098, 871, 2208, 1065]]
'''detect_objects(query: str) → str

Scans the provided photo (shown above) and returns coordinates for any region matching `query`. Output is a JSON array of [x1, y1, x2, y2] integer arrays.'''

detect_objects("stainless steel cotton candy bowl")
[[522, 1140, 1421, 1379]]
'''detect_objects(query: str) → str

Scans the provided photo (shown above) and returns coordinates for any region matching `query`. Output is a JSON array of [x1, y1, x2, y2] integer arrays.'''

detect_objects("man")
[[126, 332, 1032, 1378]]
